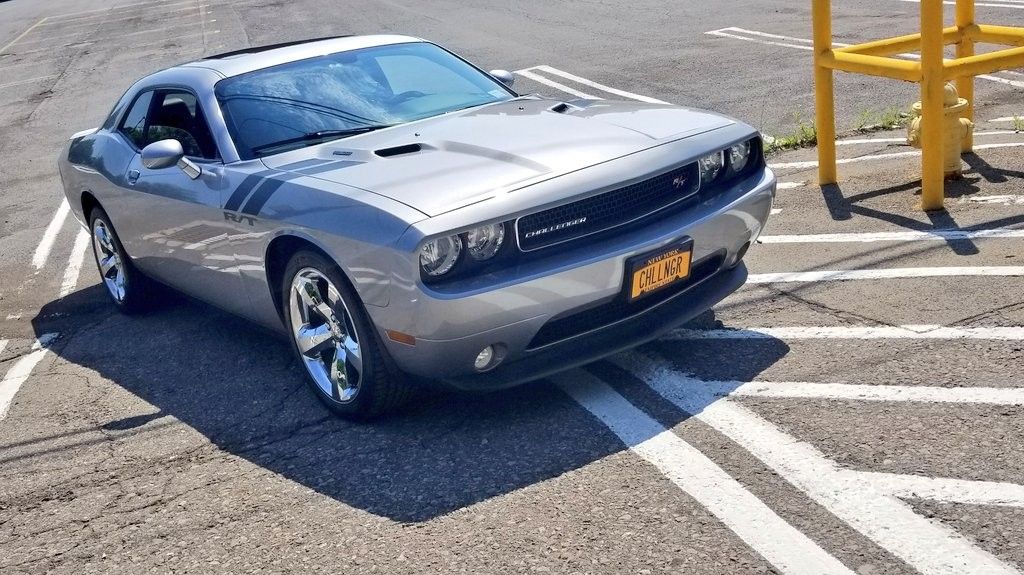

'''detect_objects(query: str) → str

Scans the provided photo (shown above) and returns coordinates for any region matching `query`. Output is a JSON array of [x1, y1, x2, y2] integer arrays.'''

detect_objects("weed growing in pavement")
[[765, 108, 913, 155], [855, 107, 910, 132], [765, 114, 817, 153], [1013, 115, 1024, 132]]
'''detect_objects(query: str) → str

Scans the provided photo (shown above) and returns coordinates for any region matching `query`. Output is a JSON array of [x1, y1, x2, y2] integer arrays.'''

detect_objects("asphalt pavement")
[[2, 1, 1024, 573]]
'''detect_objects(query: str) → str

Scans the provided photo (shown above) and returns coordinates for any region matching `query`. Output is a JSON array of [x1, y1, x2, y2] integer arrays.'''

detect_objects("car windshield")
[[215, 42, 515, 159]]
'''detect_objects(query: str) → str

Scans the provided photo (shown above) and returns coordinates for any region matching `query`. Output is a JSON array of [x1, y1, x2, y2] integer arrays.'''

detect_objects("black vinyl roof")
[[202, 36, 353, 60]]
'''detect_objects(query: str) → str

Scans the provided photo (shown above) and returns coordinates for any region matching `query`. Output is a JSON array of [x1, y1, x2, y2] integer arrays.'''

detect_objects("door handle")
[[127, 169, 140, 185]]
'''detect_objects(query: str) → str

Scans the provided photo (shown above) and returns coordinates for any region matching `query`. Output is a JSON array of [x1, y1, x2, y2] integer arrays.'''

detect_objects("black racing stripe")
[[224, 170, 276, 212], [239, 174, 300, 216], [296, 160, 363, 175]]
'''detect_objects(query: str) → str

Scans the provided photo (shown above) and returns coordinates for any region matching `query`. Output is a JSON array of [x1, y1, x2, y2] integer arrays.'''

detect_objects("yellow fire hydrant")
[[907, 83, 974, 178]]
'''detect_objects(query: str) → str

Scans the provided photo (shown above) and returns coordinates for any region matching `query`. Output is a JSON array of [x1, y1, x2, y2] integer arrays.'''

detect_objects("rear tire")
[[89, 207, 152, 313], [281, 249, 411, 420]]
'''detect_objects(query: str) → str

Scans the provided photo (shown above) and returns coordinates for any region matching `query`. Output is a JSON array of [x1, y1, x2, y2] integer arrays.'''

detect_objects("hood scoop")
[[375, 143, 423, 157], [548, 102, 583, 114]]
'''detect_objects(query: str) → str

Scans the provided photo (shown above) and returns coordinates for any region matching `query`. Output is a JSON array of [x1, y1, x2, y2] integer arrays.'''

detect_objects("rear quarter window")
[[119, 91, 154, 149]]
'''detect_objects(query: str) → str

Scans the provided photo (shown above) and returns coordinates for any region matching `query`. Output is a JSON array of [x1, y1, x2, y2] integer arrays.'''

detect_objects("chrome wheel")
[[93, 219, 126, 303], [288, 268, 363, 403]]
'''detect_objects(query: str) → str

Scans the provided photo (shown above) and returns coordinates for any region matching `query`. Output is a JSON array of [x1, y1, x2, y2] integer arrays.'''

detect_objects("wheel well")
[[265, 235, 337, 319], [80, 191, 99, 222]]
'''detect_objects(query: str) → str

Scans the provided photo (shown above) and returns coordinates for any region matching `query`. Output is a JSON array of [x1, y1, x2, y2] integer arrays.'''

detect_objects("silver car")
[[58, 35, 775, 419]]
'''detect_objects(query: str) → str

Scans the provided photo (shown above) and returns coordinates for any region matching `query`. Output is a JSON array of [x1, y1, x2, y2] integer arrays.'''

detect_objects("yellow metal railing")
[[812, 0, 1024, 210]]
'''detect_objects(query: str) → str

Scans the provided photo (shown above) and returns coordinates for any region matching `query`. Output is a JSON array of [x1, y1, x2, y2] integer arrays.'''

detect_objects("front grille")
[[527, 253, 725, 349], [516, 162, 701, 252]]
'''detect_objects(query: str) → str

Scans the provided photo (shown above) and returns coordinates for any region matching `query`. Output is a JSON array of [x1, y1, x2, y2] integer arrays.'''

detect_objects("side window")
[[145, 91, 220, 160], [118, 91, 154, 149]]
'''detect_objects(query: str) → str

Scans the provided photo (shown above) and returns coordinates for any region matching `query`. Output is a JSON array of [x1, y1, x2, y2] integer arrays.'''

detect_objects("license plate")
[[628, 240, 693, 302]]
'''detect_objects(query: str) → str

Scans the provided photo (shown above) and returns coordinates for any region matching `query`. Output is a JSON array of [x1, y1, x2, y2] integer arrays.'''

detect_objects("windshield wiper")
[[252, 125, 392, 155]]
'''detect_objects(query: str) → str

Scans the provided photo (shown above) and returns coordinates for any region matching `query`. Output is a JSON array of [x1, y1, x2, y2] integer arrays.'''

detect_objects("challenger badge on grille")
[[523, 217, 588, 239]]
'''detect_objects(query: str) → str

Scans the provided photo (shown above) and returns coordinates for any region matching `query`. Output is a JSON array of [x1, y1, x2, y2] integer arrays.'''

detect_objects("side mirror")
[[490, 69, 515, 89], [140, 139, 201, 179]]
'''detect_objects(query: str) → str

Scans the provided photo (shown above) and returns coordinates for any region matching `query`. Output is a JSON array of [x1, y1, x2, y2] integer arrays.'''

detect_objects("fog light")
[[474, 346, 495, 371]]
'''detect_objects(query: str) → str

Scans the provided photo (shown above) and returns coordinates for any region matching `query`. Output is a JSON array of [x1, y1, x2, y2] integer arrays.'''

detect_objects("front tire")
[[281, 250, 410, 419], [89, 207, 151, 313]]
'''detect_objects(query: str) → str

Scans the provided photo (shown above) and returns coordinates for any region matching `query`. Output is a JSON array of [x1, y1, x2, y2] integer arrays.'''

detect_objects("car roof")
[[178, 34, 424, 78]]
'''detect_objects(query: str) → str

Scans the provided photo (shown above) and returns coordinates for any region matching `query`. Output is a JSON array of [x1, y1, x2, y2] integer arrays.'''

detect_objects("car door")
[[114, 88, 252, 317]]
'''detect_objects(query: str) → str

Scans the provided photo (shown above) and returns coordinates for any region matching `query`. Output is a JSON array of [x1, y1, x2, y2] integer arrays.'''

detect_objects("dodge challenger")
[[58, 35, 776, 419]]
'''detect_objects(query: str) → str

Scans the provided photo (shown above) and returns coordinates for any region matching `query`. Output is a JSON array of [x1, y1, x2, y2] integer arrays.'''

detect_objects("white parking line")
[[0, 340, 8, 356], [836, 131, 1019, 146], [657, 377, 1024, 406], [514, 69, 600, 99], [706, 28, 814, 51], [776, 181, 805, 190], [40, 5, 211, 29], [707, 27, 1024, 90], [614, 353, 1021, 575], [861, 472, 1024, 508], [45, 0, 204, 22], [771, 142, 1024, 170], [32, 199, 71, 270], [770, 150, 920, 170], [962, 194, 1024, 205], [59, 228, 91, 298], [529, 65, 671, 104], [748, 266, 1024, 283], [669, 325, 1024, 340], [16, 17, 211, 47], [553, 369, 855, 575], [0, 334, 58, 421], [759, 227, 1024, 243], [900, 0, 1024, 9]]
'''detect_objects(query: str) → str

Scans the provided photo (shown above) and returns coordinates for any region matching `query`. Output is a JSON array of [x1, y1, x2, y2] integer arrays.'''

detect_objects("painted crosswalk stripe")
[[613, 353, 1021, 575], [748, 266, 1024, 283], [669, 325, 1024, 340], [59, 228, 91, 298], [0, 334, 58, 420], [31, 199, 71, 269], [759, 227, 1024, 243], [552, 369, 855, 575]]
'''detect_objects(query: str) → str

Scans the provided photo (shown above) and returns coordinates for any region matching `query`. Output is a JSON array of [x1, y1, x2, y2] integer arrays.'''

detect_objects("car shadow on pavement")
[[30, 289, 788, 522]]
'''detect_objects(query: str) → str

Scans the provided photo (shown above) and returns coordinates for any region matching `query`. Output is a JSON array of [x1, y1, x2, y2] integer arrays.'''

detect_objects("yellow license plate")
[[629, 244, 693, 302]]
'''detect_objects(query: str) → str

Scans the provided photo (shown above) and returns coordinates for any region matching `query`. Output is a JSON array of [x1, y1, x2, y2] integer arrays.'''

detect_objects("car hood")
[[262, 98, 734, 217]]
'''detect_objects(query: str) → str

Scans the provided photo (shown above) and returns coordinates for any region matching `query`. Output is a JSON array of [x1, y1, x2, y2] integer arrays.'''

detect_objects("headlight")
[[420, 234, 463, 277], [729, 140, 752, 172], [466, 223, 506, 261], [698, 151, 725, 184]]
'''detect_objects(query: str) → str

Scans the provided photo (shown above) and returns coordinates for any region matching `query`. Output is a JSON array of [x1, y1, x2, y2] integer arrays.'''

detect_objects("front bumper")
[[369, 167, 775, 388]]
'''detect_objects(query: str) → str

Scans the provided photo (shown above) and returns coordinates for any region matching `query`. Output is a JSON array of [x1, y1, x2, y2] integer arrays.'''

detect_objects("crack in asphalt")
[[950, 299, 1024, 328]]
